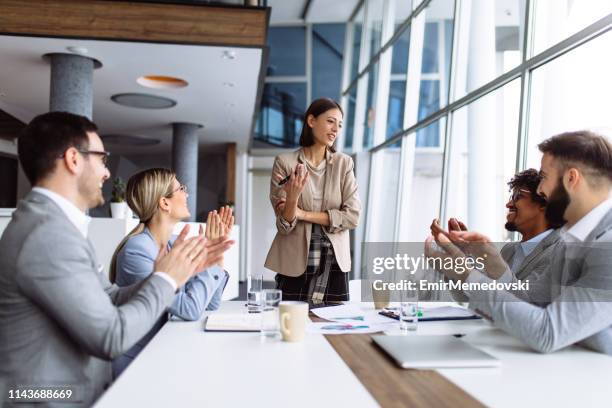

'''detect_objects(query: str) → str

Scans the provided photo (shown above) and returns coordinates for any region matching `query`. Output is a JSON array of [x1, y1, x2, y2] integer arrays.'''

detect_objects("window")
[[532, 1, 612, 56], [350, 6, 365, 81], [445, 79, 521, 241], [267, 27, 306, 76], [386, 27, 410, 139], [344, 86, 358, 150], [397, 119, 445, 241], [453, 0, 526, 99], [256, 82, 306, 147], [312, 24, 346, 102], [525, 31, 612, 169], [367, 144, 402, 241]]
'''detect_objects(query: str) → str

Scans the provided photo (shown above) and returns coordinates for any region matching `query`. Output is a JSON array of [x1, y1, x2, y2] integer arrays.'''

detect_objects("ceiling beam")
[[0, 0, 269, 47]]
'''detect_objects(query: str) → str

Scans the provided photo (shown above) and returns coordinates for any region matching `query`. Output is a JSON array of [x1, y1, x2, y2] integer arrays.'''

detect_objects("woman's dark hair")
[[299, 98, 343, 153], [18, 111, 97, 184]]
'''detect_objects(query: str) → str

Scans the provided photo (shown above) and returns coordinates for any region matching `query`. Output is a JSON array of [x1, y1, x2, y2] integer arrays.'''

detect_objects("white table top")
[[94, 301, 378, 408], [95, 301, 612, 408]]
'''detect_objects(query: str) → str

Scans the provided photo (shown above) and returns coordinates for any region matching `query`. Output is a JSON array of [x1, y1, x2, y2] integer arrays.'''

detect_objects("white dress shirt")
[[510, 228, 553, 273], [563, 197, 612, 242], [32, 187, 177, 291]]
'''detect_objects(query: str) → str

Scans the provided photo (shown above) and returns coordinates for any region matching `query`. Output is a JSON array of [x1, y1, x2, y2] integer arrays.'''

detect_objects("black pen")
[[278, 169, 298, 186]]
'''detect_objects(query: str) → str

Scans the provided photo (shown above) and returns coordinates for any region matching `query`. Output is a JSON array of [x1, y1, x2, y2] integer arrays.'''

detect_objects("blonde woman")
[[109, 168, 233, 377], [265, 98, 361, 304]]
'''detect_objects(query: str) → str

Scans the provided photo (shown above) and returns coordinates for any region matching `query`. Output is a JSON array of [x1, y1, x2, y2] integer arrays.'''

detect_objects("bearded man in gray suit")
[[0, 112, 232, 407]]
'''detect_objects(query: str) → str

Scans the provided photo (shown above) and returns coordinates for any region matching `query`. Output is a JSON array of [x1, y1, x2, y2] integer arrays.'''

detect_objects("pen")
[[278, 168, 299, 186]]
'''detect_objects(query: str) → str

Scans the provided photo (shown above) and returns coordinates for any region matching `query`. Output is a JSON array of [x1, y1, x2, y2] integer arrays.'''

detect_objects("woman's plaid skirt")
[[275, 224, 349, 304]]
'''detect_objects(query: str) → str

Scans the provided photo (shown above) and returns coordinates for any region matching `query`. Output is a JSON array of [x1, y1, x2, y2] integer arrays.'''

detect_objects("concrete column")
[[467, 0, 497, 236], [47, 53, 99, 119], [172, 122, 202, 221]]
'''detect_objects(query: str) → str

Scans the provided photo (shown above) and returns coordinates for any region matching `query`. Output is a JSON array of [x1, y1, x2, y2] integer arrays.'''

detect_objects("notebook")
[[203, 313, 262, 332]]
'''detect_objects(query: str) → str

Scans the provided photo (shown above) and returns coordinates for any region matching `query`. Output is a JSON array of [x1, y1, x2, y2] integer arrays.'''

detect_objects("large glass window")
[[344, 86, 358, 150], [267, 27, 306, 76], [525, 31, 612, 169], [406, 0, 455, 146], [366, 0, 386, 60], [367, 145, 402, 241], [312, 24, 346, 102], [532, 1, 612, 56], [350, 6, 365, 81], [386, 27, 410, 139], [454, 0, 526, 99], [445, 79, 521, 241], [397, 119, 445, 241], [255, 82, 306, 147]]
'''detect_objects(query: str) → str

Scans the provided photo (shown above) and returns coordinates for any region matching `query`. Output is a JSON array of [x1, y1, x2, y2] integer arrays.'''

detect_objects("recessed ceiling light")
[[137, 75, 188, 89], [221, 50, 236, 60], [225, 102, 235, 107], [223, 82, 235, 87], [111, 93, 177, 109], [66, 46, 88, 55]]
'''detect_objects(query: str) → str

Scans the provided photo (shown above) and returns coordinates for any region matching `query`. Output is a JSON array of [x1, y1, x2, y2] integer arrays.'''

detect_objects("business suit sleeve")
[[270, 156, 297, 235], [325, 156, 361, 234], [168, 266, 226, 320], [464, 245, 612, 354], [15, 226, 175, 360]]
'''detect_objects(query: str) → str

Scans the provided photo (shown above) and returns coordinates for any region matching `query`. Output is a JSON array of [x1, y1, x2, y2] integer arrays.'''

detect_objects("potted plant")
[[110, 177, 128, 219]]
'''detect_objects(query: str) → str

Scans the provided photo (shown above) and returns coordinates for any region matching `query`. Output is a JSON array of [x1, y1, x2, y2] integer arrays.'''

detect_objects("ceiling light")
[[137, 75, 188, 89], [221, 50, 236, 60], [111, 93, 177, 109], [223, 82, 235, 88], [66, 46, 88, 55]]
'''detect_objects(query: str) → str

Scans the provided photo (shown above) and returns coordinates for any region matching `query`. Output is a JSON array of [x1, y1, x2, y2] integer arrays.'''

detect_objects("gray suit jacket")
[[467, 209, 612, 354], [500, 229, 561, 280], [0, 191, 176, 407]]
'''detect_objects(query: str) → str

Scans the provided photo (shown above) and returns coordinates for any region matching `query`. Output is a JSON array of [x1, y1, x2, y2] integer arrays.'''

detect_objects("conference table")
[[95, 301, 612, 408]]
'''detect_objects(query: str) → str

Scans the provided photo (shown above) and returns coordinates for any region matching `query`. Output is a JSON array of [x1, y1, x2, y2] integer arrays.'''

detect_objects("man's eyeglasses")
[[59, 149, 110, 166], [509, 188, 531, 203]]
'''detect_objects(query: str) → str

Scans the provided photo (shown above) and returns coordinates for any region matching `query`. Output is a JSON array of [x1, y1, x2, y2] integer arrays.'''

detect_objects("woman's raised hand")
[[218, 205, 234, 235], [283, 164, 309, 201]]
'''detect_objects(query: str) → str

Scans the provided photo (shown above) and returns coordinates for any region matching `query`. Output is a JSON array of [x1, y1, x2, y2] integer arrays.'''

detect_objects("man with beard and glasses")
[[426, 130, 612, 354], [429, 169, 562, 303], [0, 112, 233, 407]]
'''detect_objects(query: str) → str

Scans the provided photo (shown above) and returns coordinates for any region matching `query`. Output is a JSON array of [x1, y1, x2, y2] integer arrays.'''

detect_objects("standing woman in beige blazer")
[[265, 98, 361, 304]]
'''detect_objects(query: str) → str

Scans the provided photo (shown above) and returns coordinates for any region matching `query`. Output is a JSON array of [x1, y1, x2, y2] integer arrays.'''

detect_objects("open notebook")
[[204, 313, 262, 332]]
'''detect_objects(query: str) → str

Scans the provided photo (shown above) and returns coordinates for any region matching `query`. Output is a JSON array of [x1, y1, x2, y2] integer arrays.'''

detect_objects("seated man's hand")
[[424, 233, 472, 282], [448, 231, 508, 279]]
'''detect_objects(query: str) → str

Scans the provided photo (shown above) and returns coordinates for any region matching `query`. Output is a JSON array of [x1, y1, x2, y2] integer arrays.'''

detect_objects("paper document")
[[204, 313, 262, 332], [307, 321, 391, 335], [311, 304, 395, 325]]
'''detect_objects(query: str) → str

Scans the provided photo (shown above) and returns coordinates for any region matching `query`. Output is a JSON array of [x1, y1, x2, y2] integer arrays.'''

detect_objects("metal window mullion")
[[265, 76, 308, 83], [439, 0, 462, 223], [371, 0, 395, 147], [352, 0, 372, 152], [306, 23, 313, 105], [515, 0, 535, 173], [339, 20, 356, 153]]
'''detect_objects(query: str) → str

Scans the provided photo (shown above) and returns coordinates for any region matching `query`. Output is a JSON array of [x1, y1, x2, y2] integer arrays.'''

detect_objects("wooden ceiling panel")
[[0, 0, 269, 47]]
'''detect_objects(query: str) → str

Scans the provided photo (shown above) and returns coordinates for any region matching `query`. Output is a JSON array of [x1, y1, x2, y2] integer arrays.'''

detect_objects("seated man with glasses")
[[431, 169, 563, 303], [0, 111, 232, 406]]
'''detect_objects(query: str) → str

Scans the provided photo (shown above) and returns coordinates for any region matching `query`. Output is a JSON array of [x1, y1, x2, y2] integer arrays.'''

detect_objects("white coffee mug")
[[279, 301, 309, 342]]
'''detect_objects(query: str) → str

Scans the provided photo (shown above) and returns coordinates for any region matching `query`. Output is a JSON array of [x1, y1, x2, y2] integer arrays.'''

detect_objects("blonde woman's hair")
[[109, 168, 176, 283]]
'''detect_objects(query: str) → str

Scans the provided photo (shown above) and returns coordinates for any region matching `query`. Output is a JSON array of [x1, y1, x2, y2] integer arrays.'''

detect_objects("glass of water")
[[261, 289, 282, 338], [399, 290, 418, 333], [247, 274, 263, 313]]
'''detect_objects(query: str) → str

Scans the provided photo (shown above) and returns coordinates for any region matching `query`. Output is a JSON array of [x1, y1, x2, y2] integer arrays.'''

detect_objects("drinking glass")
[[261, 289, 282, 338], [399, 289, 418, 333], [247, 274, 263, 313]]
